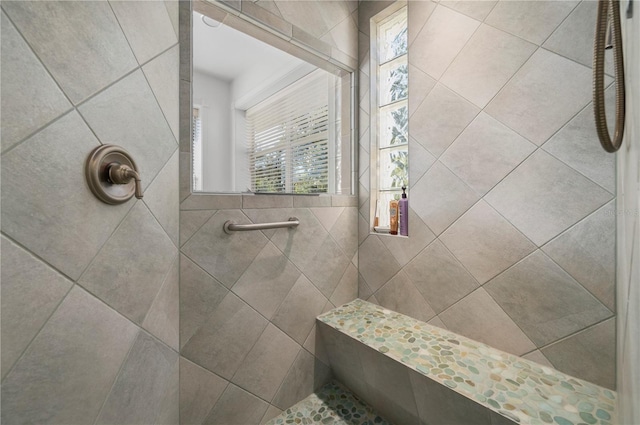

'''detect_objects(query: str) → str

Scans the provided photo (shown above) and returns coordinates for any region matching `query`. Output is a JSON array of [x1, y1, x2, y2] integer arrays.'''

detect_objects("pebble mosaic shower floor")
[[264, 381, 390, 425], [318, 300, 617, 425]]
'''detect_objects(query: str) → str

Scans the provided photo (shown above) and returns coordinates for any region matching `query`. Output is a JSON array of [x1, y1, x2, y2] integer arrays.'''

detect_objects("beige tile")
[[485, 150, 613, 246], [311, 207, 345, 231], [110, 0, 178, 64], [0, 11, 71, 152], [261, 406, 284, 425], [405, 240, 478, 314], [96, 332, 178, 425], [181, 194, 243, 210], [441, 24, 536, 108], [231, 242, 301, 319], [242, 194, 293, 209], [79, 202, 177, 324], [0, 236, 73, 379], [179, 357, 228, 425], [410, 84, 480, 157], [274, 0, 329, 38], [180, 210, 216, 246], [485, 49, 595, 146], [408, 64, 436, 117], [143, 150, 179, 246], [203, 384, 269, 425], [485, 0, 578, 45], [410, 162, 479, 235], [142, 45, 180, 141], [440, 0, 497, 21], [329, 207, 359, 259], [179, 254, 229, 349], [241, 0, 293, 37], [439, 288, 536, 355], [1, 112, 132, 280], [300, 235, 351, 297], [521, 350, 553, 368], [410, 5, 480, 79], [232, 325, 300, 401], [272, 350, 331, 410], [142, 257, 179, 351], [317, 323, 365, 383], [2, 1, 137, 103], [408, 137, 436, 187], [358, 236, 401, 292], [0, 286, 138, 424], [440, 200, 536, 284], [330, 263, 359, 307], [272, 275, 328, 344], [542, 318, 616, 389], [485, 251, 612, 346], [440, 113, 536, 195], [408, 0, 437, 46], [381, 209, 436, 267], [181, 292, 268, 380], [542, 202, 616, 311], [376, 271, 436, 322]]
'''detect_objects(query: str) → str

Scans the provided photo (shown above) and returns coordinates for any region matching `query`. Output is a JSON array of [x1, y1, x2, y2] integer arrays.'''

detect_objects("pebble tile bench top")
[[318, 299, 616, 425], [265, 381, 391, 425]]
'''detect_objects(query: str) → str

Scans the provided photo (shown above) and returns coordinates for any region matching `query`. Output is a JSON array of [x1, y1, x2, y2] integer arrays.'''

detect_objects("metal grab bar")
[[223, 217, 299, 234]]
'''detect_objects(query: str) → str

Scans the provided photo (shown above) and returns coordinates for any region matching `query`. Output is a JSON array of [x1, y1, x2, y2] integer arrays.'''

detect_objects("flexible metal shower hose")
[[593, 0, 626, 153]]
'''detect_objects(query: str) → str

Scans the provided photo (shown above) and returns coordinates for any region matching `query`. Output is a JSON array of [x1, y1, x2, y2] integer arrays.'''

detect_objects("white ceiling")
[[192, 11, 304, 82]]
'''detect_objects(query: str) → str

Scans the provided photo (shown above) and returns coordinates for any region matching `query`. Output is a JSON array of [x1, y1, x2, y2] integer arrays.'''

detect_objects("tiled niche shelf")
[[318, 299, 617, 425]]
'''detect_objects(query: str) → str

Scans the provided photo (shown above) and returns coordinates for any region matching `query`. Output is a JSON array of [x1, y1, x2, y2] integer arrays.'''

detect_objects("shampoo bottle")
[[399, 186, 408, 236], [389, 199, 399, 235]]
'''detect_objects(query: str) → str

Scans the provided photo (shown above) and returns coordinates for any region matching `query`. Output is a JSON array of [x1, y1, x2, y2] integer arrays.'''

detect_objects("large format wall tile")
[[358, 236, 401, 292], [79, 201, 177, 324], [79, 70, 177, 191], [439, 112, 536, 195], [144, 150, 180, 246], [1, 287, 138, 424], [485, 49, 595, 146], [272, 349, 332, 410], [2, 0, 137, 103], [485, 150, 613, 246], [1, 111, 132, 280], [96, 331, 179, 425], [0, 236, 73, 379], [375, 271, 436, 322], [180, 357, 228, 425], [441, 24, 536, 108], [484, 251, 612, 347], [380, 208, 435, 267], [485, 0, 578, 45], [440, 200, 536, 284], [405, 240, 478, 314], [0, 11, 71, 152], [439, 0, 497, 22], [143, 256, 180, 351], [439, 288, 536, 355], [410, 5, 480, 80], [204, 384, 269, 425], [110, 0, 178, 64]]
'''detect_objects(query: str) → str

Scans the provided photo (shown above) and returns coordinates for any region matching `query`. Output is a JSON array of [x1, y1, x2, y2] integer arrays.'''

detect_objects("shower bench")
[[310, 299, 616, 425]]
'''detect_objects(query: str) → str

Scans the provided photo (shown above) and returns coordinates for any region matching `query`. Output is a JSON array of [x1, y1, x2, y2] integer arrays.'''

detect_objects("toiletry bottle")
[[390, 199, 399, 235], [399, 186, 408, 236]]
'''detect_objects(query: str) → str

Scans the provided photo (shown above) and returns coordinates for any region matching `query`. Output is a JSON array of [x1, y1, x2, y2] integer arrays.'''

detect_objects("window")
[[192, 107, 203, 192], [372, 6, 408, 229], [246, 70, 335, 194]]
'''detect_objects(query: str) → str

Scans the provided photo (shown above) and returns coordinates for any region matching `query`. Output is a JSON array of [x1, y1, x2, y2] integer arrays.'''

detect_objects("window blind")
[[246, 70, 330, 194], [192, 107, 203, 191]]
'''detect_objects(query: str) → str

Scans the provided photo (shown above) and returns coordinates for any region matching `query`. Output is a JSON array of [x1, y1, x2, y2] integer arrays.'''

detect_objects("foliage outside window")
[[246, 70, 333, 194], [375, 7, 408, 228]]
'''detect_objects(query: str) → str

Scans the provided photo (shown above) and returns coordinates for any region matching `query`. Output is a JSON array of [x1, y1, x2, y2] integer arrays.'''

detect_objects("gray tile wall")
[[1, 1, 180, 423], [617, 7, 640, 424], [178, 2, 358, 424], [358, 0, 616, 389]]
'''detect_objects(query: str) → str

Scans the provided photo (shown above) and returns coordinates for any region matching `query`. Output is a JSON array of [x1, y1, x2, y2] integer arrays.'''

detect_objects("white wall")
[[193, 70, 232, 192], [617, 1, 640, 422]]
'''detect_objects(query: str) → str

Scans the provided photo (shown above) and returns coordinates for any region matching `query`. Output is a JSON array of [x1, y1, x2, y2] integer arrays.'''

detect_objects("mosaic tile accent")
[[265, 381, 390, 425], [318, 300, 617, 425]]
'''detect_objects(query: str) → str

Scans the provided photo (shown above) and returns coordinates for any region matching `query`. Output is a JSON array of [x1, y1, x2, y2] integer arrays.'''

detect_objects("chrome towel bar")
[[223, 217, 299, 234]]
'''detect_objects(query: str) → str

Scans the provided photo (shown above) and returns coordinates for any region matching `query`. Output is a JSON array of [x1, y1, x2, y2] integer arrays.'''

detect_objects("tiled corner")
[[110, 0, 178, 65], [203, 383, 269, 425], [143, 44, 180, 141], [144, 150, 180, 246], [408, 64, 436, 117], [232, 324, 300, 401], [375, 271, 436, 322], [329, 207, 359, 260], [542, 201, 616, 311], [410, 5, 480, 80], [272, 349, 332, 410], [179, 357, 229, 425], [439, 0, 497, 22], [407, 0, 437, 46], [358, 236, 402, 292], [95, 331, 178, 425], [1, 111, 132, 280], [380, 208, 436, 267], [405, 239, 479, 314], [485, 150, 613, 246], [441, 24, 536, 108], [440, 200, 536, 284], [439, 112, 536, 195], [330, 263, 359, 308], [485, 49, 595, 146], [410, 84, 480, 157], [79, 201, 177, 324], [484, 250, 612, 347], [2, 0, 137, 103], [0, 236, 73, 379], [143, 256, 180, 351], [410, 162, 479, 235], [78, 70, 178, 191], [0, 287, 138, 425], [440, 288, 537, 355], [0, 11, 71, 152], [484, 0, 578, 45], [408, 136, 436, 186]]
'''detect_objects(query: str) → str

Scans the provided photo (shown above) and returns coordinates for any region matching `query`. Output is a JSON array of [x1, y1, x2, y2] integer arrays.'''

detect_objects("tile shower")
[[0, 1, 638, 425]]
